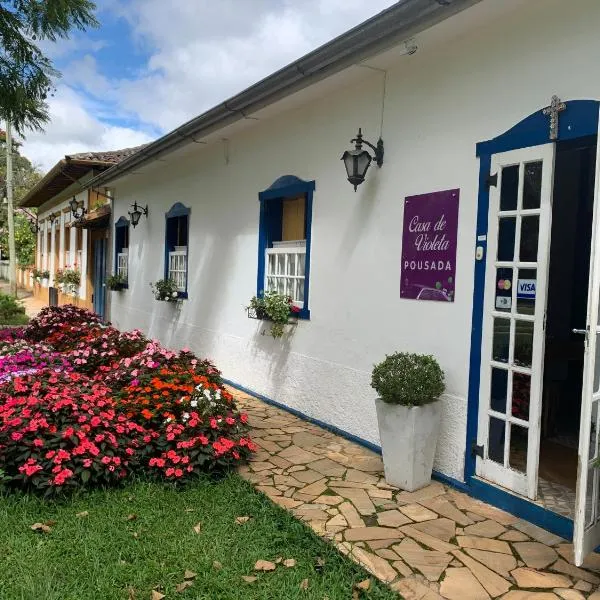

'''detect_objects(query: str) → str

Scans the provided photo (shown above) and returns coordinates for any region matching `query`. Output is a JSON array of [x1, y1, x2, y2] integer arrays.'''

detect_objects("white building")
[[90, 0, 600, 563]]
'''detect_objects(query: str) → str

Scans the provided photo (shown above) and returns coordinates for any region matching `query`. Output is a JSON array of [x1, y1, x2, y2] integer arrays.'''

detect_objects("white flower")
[[172, 291, 178, 297], [165, 417, 172, 423], [203, 389, 211, 399], [215, 390, 221, 400], [195, 384, 203, 392], [182, 412, 190, 421], [190, 399, 198, 408]]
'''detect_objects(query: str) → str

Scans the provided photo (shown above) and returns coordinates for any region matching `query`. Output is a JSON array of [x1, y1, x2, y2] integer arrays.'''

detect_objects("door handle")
[[573, 328, 587, 335]]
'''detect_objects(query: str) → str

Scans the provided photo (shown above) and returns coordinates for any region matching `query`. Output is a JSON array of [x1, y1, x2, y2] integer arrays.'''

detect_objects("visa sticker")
[[516, 279, 536, 299]]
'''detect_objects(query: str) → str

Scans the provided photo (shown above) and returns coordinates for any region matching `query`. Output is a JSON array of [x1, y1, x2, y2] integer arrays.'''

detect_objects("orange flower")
[[141, 409, 153, 419]]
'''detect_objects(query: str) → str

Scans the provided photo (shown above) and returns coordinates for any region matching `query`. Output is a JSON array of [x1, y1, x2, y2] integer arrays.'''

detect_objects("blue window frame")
[[114, 216, 129, 287], [257, 176, 315, 319], [165, 202, 190, 298]]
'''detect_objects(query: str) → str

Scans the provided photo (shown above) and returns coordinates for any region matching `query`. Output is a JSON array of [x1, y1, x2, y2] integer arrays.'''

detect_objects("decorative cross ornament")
[[542, 95, 566, 140]]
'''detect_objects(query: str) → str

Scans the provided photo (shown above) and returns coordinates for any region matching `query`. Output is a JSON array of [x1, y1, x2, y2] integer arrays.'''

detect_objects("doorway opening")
[[538, 135, 597, 516]]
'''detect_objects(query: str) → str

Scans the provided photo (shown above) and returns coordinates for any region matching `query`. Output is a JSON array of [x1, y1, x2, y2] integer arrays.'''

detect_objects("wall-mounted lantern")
[[69, 196, 86, 220], [29, 218, 39, 234], [128, 201, 148, 228], [341, 128, 384, 191], [48, 212, 60, 226]]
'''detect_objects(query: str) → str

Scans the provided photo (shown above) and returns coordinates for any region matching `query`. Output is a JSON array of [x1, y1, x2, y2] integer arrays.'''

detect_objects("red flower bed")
[[0, 370, 153, 495], [0, 305, 254, 494]]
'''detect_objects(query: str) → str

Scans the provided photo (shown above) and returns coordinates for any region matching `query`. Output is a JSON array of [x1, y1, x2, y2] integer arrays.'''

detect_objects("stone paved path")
[[232, 387, 600, 599]]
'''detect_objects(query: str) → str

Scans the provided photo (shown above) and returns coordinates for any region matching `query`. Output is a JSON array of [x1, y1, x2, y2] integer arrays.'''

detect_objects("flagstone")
[[399, 503, 438, 522], [464, 520, 507, 539], [297, 478, 328, 497], [573, 580, 592, 592], [401, 526, 456, 553], [294, 508, 330, 522], [249, 461, 275, 472], [412, 518, 456, 542], [291, 431, 328, 448], [294, 492, 322, 502], [326, 451, 353, 466], [376, 509, 412, 528], [588, 592, 600, 600], [351, 455, 384, 473], [513, 542, 558, 569], [331, 487, 376, 515], [368, 537, 404, 550], [325, 513, 347, 533], [392, 559, 413, 577], [447, 491, 517, 526], [457, 536, 512, 555], [393, 538, 452, 581], [500, 530, 530, 542], [277, 445, 320, 465], [556, 545, 600, 572], [368, 488, 393, 500], [397, 482, 446, 505], [501, 593, 560, 599], [465, 548, 517, 578], [375, 548, 401, 561], [511, 568, 572, 589], [452, 550, 512, 597], [345, 526, 408, 542], [327, 479, 380, 490], [289, 469, 323, 484], [391, 576, 444, 599], [512, 520, 565, 547], [256, 485, 281, 497], [440, 567, 490, 600], [550, 559, 600, 585], [286, 465, 306, 473], [349, 545, 397, 583], [283, 488, 295, 497], [345, 469, 380, 485], [420, 496, 474, 526], [553, 589, 585, 600], [255, 439, 282, 453], [271, 496, 303, 509], [372, 497, 398, 509], [273, 474, 303, 488], [338, 501, 365, 528], [309, 458, 347, 477], [467, 511, 488, 522], [314, 494, 343, 506]]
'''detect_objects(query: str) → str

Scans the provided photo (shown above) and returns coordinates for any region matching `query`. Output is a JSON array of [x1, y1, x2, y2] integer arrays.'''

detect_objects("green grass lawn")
[[0, 474, 398, 600]]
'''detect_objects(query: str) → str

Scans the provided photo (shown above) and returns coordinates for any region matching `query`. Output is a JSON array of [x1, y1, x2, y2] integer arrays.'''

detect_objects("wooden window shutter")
[[281, 196, 305, 241]]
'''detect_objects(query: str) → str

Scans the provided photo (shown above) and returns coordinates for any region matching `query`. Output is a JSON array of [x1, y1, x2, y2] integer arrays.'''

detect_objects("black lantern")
[[341, 128, 384, 191], [48, 212, 59, 226], [128, 201, 148, 228], [29, 218, 39, 234], [69, 196, 86, 219]]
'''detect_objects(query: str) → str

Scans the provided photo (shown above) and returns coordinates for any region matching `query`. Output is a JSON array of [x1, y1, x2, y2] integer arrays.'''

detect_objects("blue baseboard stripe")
[[225, 378, 573, 542]]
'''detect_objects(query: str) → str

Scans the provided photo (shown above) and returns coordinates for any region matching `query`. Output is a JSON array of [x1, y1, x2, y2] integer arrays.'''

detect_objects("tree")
[[0, 138, 42, 264], [0, 0, 98, 132]]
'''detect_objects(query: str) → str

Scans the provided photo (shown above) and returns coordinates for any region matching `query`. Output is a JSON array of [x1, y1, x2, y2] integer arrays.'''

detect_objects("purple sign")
[[400, 189, 459, 302]]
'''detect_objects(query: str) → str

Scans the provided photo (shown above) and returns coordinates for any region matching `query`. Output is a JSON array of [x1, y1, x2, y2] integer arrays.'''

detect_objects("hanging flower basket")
[[246, 291, 299, 338]]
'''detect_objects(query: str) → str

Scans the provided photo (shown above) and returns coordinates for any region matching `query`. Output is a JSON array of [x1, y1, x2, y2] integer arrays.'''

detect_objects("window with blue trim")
[[114, 217, 129, 285], [258, 176, 314, 319], [165, 203, 190, 297]]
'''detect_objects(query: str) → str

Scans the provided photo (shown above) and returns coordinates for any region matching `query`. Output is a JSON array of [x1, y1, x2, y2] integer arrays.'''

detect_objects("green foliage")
[[13, 213, 36, 264], [0, 291, 27, 325], [150, 278, 179, 302], [371, 352, 445, 406], [32, 268, 49, 281], [55, 268, 80, 295], [248, 291, 298, 338], [0, 0, 98, 132], [106, 273, 127, 291]]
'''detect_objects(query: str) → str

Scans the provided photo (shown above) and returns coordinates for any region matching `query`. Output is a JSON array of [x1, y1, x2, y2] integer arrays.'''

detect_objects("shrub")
[[371, 352, 445, 406], [24, 305, 104, 342], [0, 370, 153, 495], [32, 268, 50, 281], [0, 292, 28, 326]]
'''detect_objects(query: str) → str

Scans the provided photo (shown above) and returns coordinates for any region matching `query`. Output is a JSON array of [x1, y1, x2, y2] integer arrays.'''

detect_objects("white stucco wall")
[[108, 0, 600, 482]]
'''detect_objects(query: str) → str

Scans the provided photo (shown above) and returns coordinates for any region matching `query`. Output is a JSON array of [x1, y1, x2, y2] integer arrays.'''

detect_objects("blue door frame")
[[464, 100, 600, 541], [93, 237, 107, 319]]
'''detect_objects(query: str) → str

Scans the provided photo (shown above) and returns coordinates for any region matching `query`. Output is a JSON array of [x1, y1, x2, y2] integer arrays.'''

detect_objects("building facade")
[[90, 0, 600, 562]]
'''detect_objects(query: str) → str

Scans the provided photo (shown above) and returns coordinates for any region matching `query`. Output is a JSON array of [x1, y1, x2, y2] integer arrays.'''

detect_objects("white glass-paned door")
[[574, 124, 600, 566], [476, 144, 555, 500]]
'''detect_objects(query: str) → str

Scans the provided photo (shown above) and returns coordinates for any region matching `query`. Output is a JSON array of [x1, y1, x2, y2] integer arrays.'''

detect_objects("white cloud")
[[23, 0, 396, 171]]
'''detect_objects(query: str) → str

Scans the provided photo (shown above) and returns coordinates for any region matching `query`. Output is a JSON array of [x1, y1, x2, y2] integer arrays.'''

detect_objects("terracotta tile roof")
[[65, 144, 148, 164]]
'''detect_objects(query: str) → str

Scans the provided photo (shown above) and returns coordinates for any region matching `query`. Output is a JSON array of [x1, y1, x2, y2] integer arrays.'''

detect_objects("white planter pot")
[[375, 398, 442, 492]]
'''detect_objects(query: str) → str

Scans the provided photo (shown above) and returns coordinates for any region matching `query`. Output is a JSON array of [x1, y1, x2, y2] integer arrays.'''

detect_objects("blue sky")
[[23, 0, 396, 170]]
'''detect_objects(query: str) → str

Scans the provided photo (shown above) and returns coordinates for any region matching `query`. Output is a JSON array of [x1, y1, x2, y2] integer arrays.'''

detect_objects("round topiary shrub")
[[371, 352, 445, 406]]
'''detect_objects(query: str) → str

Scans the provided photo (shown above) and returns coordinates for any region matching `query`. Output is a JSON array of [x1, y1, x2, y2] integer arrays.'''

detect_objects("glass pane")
[[268, 254, 276, 275], [498, 217, 516, 261], [590, 399, 599, 460], [492, 318, 510, 363], [512, 373, 531, 421], [297, 279, 305, 303], [277, 255, 285, 275], [289, 255, 296, 276], [488, 417, 506, 464], [514, 321, 534, 368], [519, 216, 539, 262], [522, 161, 542, 210], [585, 468, 596, 527], [491, 367, 508, 413], [509, 424, 528, 474], [500, 165, 519, 212], [516, 268, 537, 315], [495, 267, 513, 312]]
